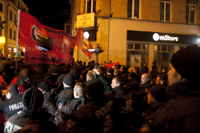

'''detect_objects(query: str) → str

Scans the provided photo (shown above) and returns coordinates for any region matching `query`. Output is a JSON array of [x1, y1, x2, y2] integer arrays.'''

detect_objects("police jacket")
[[4, 111, 57, 133], [0, 94, 23, 120]]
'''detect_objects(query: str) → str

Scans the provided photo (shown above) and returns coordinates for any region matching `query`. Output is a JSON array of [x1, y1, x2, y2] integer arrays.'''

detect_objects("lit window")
[[127, 0, 140, 19], [160, 0, 171, 22], [186, 0, 196, 24], [85, 0, 96, 13]]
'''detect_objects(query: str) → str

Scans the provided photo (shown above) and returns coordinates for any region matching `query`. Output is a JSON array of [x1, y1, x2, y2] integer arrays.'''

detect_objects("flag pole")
[[15, 9, 20, 76]]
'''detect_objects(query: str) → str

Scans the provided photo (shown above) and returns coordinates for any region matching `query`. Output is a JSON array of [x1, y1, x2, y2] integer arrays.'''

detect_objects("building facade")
[[0, 0, 28, 58], [71, 0, 200, 72]]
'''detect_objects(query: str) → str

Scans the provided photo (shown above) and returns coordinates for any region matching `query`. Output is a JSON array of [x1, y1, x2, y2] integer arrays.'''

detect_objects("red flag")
[[75, 28, 94, 58], [105, 62, 119, 70], [18, 11, 75, 64]]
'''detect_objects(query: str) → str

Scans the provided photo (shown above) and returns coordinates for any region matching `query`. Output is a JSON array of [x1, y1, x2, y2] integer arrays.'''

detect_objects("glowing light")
[[0, 37, 5, 43], [84, 31, 89, 39]]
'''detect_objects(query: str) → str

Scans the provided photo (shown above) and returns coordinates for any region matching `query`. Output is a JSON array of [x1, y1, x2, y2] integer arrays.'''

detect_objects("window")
[[10, 29, 12, 39], [0, 3, 3, 13], [14, 14, 16, 23], [186, 0, 196, 24], [85, 0, 96, 13], [14, 31, 16, 40], [0, 29, 2, 36], [160, 0, 171, 22], [18, 1, 20, 8], [127, 0, 140, 19], [10, 0, 14, 4], [10, 10, 12, 21]]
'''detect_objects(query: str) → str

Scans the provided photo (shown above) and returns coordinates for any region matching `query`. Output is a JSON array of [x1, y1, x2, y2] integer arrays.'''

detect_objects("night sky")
[[23, 0, 71, 30]]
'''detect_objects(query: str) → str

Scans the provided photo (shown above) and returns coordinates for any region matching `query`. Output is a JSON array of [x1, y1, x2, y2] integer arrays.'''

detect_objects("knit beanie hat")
[[84, 79, 104, 99], [170, 46, 200, 80], [149, 84, 168, 102], [70, 69, 78, 80], [22, 87, 44, 111], [56, 74, 65, 84], [8, 84, 18, 95], [63, 73, 74, 87], [38, 81, 50, 92]]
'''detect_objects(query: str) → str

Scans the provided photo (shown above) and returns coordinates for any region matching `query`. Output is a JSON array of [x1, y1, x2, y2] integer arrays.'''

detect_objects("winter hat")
[[8, 84, 18, 95], [84, 78, 104, 99], [170, 46, 200, 80], [70, 69, 78, 79], [63, 73, 74, 87], [38, 81, 50, 92], [107, 68, 114, 75], [22, 87, 44, 111], [149, 84, 168, 102], [56, 74, 65, 84]]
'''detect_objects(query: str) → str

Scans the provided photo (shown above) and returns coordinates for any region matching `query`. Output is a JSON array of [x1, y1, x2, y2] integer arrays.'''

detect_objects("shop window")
[[160, 0, 171, 22], [85, 0, 96, 13], [10, 10, 12, 21], [186, 0, 196, 24], [154, 44, 174, 72], [0, 3, 3, 13], [128, 44, 133, 49], [127, 0, 140, 19], [9, 29, 12, 39], [135, 44, 141, 50]]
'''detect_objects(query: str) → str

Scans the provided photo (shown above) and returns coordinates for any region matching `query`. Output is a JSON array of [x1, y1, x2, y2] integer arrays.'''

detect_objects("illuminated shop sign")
[[127, 30, 200, 45], [153, 33, 178, 42]]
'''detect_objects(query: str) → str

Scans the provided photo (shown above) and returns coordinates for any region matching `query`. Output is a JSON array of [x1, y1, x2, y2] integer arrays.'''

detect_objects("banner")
[[105, 62, 119, 70], [18, 11, 75, 64], [75, 28, 93, 58]]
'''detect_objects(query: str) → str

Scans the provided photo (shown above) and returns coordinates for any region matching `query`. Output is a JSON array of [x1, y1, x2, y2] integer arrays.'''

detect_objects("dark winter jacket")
[[98, 74, 111, 93], [0, 94, 23, 120], [56, 87, 74, 109], [61, 97, 85, 116], [152, 80, 200, 133], [4, 111, 57, 133]]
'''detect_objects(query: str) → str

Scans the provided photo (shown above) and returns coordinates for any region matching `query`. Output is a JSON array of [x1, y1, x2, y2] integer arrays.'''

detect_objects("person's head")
[[97, 67, 103, 74], [83, 62, 86, 66], [144, 63, 147, 67], [22, 88, 44, 112], [133, 66, 140, 74], [162, 68, 167, 74], [73, 82, 85, 98], [111, 76, 123, 89], [168, 46, 200, 85], [6, 84, 18, 99], [109, 60, 112, 64], [128, 67, 133, 73], [120, 65, 127, 73], [147, 85, 168, 104], [86, 70, 94, 81], [84, 79, 104, 100], [38, 81, 51, 94], [17, 68, 31, 87], [103, 61, 106, 65], [107, 68, 114, 75], [159, 74, 168, 85], [141, 73, 149, 85], [63, 73, 75, 88], [114, 69, 120, 76]]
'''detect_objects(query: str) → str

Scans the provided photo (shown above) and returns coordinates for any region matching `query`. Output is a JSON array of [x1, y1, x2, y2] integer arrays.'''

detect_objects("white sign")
[[153, 33, 178, 42]]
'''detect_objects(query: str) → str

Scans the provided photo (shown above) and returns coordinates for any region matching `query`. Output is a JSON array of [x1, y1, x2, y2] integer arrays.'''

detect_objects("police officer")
[[0, 84, 23, 122]]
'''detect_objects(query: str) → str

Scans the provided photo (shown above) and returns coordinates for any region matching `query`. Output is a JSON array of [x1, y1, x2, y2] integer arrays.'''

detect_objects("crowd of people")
[[0, 46, 199, 133]]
